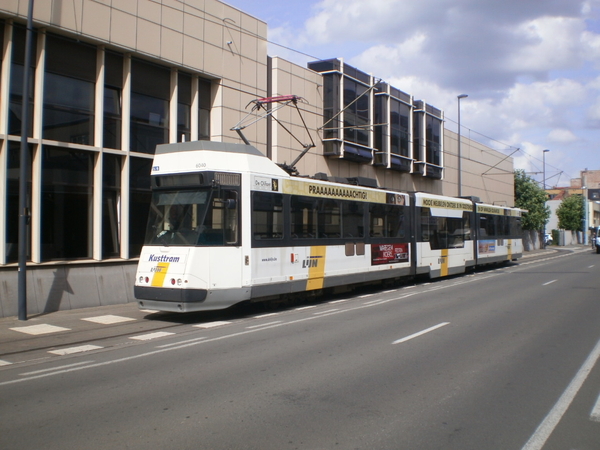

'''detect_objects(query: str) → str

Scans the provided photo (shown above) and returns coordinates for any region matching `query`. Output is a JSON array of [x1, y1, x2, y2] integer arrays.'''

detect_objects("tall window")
[[129, 157, 152, 256], [323, 73, 340, 140], [6, 142, 32, 263], [198, 78, 211, 140], [343, 78, 369, 147], [130, 59, 169, 154], [178, 72, 191, 142], [41, 147, 93, 260], [390, 99, 410, 157], [413, 112, 423, 162], [43, 34, 96, 144], [102, 154, 121, 258], [8, 24, 36, 137], [426, 115, 442, 166], [104, 51, 123, 149]]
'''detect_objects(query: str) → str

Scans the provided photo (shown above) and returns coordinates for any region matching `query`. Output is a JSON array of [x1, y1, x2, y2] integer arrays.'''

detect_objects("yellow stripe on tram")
[[440, 249, 449, 277], [306, 246, 326, 291], [151, 262, 170, 287]]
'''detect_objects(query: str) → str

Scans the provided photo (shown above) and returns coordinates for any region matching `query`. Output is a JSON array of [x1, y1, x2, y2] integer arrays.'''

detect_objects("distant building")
[[0, 0, 517, 317], [546, 170, 600, 245]]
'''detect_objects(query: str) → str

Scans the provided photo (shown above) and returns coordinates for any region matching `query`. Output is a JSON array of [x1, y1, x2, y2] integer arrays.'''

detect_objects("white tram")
[[134, 141, 524, 312]]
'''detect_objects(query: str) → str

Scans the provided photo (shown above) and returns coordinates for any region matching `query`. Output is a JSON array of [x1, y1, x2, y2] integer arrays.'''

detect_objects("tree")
[[556, 194, 584, 232], [514, 169, 550, 231]]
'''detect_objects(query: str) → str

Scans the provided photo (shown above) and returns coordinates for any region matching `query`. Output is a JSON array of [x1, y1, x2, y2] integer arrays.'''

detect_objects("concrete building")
[[546, 170, 600, 245], [0, 0, 516, 318]]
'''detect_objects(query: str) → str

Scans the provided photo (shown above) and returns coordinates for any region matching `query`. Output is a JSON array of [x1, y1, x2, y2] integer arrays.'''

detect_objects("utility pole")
[[18, 0, 34, 320]]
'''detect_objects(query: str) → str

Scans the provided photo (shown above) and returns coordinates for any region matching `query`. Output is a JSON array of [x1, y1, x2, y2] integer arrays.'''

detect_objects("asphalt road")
[[1, 247, 599, 449]]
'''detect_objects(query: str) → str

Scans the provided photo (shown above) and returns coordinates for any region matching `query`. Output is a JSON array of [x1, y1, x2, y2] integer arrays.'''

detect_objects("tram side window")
[[291, 196, 318, 239], [317, 199, 341, 238], [479, 214, 497, 238], [342, 201, 364, 238], [251, 192, 283, 240], [501, 215, 512, 237], [199, 189, 240, 246], [369, 204, 406, 239], [420, 207, 466, 249], [509, 216, 522, 237]]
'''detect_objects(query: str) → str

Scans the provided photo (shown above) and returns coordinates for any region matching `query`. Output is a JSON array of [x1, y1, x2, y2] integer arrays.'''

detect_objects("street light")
[[583, 185, 588, 246], [543, 149, 549, 248], [457, 94, 468, 197]]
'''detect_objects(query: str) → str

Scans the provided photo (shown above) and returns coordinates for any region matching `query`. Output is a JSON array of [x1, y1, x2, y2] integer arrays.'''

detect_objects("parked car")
[[594, 227, 600, 254]]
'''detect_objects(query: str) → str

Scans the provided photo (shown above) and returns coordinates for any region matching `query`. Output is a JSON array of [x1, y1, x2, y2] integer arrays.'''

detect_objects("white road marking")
[[313, 309, 339, 315], [392, 322, 450, 345], [193, 321, 232, 329], [82, 315, 136, 324], [0, 360, 12, 366], [329, 299, 348, 304], [543, 280, 557, 286], [9, 324, 70, 335], [590, 392, 600, 422], [156, 337, 207, 348], [521, 338, 600, 450], [20, 361, 94, 376], [588, 265, 595, 269], [254, 313, 279, 319], [48, 345, 103, 356], [129, 331, 174, 341], [246, 321, 282, 329], [364, 298, 384, 305], [295, 305, 317, 311]]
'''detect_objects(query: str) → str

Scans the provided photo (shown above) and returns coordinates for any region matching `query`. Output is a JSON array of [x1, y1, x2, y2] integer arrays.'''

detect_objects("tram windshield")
[[144, 187, 239, 246]]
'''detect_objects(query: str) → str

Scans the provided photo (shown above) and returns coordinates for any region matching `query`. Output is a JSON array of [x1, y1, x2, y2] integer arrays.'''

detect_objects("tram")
[[134, 140, 524, 312]]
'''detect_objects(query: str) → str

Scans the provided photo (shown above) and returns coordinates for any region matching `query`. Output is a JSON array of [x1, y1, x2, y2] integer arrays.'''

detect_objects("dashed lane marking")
[[49, 345, 103, 356], [313, 309, 339, 315], [129, 331, 175, 341], [9, 324, 71, 335], [0, 360, 12, 366], [392, 322, 450, 345], [254, 313, 279, 319], [193, 321, 232, 329], [590, 392, 600, 422], [20, 361, 94, 376], [246, 321, 282, 329], [81, 315, 136, 325]]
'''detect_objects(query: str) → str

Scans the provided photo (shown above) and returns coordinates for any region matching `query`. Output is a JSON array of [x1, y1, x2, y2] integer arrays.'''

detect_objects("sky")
[[223, 0, 600, 188]]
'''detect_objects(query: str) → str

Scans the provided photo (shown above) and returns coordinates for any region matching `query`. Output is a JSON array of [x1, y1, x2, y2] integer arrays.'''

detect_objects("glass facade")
[[104, 51, 123, 150], [43, 34, 96, 144], [1, 24, 213, 264], [41, 147, 94, 259], [311, 59, 446, 177], [130, 59, 170, 154], [8, 24, 36, 137], [6, 143, 32, 263]]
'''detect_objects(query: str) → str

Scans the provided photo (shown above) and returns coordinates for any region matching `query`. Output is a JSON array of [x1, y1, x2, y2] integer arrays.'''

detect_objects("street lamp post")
[[457, 94, 468, 197], [583, 186, 588, 246], [543, 149, 549, 248]]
